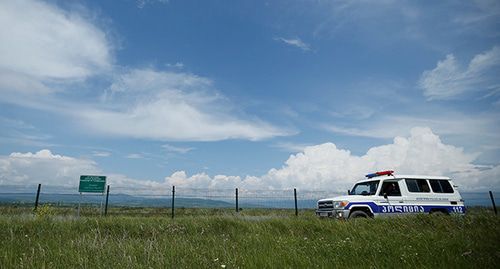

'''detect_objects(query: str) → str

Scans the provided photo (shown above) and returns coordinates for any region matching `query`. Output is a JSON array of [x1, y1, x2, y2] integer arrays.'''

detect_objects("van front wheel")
[[349, 211, 369, 219]]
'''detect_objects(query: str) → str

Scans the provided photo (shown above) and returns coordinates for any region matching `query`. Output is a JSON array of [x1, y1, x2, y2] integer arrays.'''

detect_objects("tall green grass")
[[0, 208, 498, 268]]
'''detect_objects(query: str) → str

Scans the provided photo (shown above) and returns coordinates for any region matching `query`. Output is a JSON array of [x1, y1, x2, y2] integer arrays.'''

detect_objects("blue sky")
[[0, 0, 499, 192]]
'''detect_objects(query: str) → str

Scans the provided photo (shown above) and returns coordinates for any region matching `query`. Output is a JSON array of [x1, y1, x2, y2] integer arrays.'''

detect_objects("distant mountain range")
[[0, 193, 320, 208], [0, 193, 232, 208]]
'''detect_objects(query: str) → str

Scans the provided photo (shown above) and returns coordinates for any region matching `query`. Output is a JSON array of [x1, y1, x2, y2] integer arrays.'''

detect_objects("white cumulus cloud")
[[164, 127, 499, 191], [261, 127, 474, 191], [1, 128, 498, 193], [0, 149, 166, 193], [0, 0, 113, 95], [0, 149, 99, 187]]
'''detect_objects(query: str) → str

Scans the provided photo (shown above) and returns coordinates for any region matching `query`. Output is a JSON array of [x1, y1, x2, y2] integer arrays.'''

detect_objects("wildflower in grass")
[[462, 250, 472, 257], [221, 265, 226, 268]]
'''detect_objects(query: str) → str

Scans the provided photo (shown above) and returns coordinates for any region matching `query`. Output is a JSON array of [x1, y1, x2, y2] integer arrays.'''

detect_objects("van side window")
[[429, 179, 454, 193], [379, 182, 401, 196], [405, 179, 430, 193]]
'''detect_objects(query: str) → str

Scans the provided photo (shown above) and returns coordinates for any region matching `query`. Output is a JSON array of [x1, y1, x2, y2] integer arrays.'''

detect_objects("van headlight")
[[333, 201, 349, 209]]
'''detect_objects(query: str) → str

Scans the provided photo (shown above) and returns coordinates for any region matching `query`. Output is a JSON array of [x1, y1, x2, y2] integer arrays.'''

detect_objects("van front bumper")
[[315, 209, 350, 219]]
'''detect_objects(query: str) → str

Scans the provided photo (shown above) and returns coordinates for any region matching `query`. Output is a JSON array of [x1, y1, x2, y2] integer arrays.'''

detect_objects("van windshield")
[[350, 180, 379, 195]]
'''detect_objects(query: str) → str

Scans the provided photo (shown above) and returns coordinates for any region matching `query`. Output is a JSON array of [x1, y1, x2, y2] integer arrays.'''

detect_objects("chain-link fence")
[[0, 184, 498, 217]]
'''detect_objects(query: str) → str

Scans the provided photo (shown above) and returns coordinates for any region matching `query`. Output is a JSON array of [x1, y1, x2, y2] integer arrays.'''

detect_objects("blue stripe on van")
[[345, 202, 465, 214]]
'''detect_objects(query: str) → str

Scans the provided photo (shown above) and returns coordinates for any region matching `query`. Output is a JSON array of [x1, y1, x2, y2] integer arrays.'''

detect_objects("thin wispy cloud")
[[137, 0, 169, 9], [92, 151, 111, 157], [419, 46, 500, 100], [165, 62, 184, 69], [80, 68, 292, 141], [162, 144, 194, 154], [313, 0, 500, 44], [126, 153, 145, 159], [0, 0, 291, 143], [272, 142, 312, 153], [0, 116, 54, 147], [329, 106, 375, 120], [275, 37, 311, 51], [323, 113, 499, 139]]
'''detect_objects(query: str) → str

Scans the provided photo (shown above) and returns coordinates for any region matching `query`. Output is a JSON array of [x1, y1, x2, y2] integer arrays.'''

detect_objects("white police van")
[[316, 170, 465, 219]]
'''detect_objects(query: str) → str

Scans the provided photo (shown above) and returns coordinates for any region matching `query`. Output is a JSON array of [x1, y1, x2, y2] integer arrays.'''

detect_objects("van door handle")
[[399, 201, 404, 203]]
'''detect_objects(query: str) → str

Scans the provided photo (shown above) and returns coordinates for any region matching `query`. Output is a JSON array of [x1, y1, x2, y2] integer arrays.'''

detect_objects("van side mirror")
[[347, 190, 351, 195], [383, 193, 388, 199]]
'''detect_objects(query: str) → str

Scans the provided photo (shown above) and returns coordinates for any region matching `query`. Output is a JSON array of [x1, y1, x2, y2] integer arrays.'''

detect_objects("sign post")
[[78, 175, 106, 217]]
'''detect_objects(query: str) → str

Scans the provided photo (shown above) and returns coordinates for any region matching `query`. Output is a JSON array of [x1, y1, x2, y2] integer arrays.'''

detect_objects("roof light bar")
[[365, 170, 394, 178]]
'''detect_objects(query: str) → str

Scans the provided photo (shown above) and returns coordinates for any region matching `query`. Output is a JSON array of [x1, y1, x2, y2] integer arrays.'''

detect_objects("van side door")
[[375, 180, 405, 217]]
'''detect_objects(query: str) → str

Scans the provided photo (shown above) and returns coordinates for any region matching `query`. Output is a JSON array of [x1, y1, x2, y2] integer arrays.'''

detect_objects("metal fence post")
[[171, 186, 175, 219], [34, 184, 41, 211], [489, 191, 497, 215], [236, 188, 239, 213], [104, 185, 110, 216], [294, 188, 298, 216]]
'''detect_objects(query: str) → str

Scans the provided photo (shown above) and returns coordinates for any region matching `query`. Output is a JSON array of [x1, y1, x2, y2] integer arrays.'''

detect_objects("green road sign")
[[79, 175, 106, 193]]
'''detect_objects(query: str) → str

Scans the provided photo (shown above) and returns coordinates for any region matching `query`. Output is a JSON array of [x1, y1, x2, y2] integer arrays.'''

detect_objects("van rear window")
[[405, 179, 430, 193], [429, 179, 454, 193]]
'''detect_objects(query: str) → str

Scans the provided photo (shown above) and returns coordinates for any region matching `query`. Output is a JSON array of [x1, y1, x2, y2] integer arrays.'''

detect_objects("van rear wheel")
[[429, 209, 448, 215], [349, 211, 369, 219]]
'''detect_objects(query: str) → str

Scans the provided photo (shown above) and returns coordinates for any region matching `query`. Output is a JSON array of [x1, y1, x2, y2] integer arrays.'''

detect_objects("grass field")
[[0, 206, 499, 268]]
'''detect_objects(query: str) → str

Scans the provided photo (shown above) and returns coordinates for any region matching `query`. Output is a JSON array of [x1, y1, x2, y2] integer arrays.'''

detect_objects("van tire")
[[429, 209, 448, 215], [349, 211, 369, 219]]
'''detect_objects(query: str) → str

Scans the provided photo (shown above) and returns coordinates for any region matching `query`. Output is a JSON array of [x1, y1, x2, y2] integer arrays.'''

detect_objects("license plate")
[[320, 212, 328, 217]]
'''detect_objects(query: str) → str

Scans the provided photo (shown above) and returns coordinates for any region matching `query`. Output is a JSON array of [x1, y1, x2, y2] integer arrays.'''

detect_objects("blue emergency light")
[[365, 170, 394, 178]]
